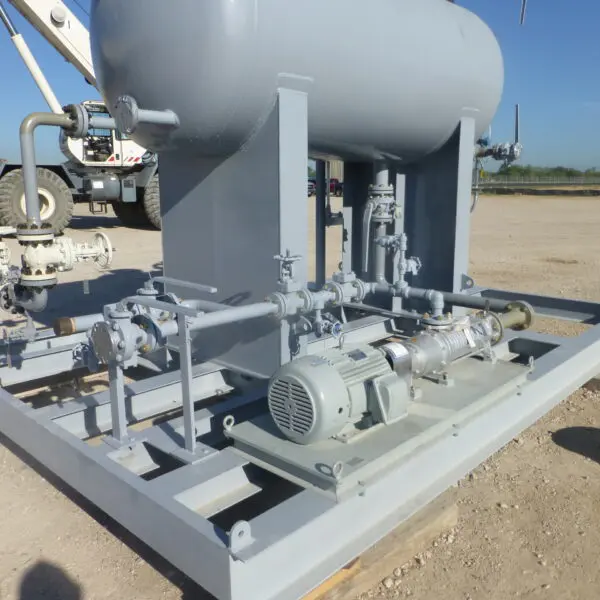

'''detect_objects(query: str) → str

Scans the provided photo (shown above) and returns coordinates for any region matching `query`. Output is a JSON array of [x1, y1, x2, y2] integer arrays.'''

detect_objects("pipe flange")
[[19, 272, 57, 288], [421, 313, 454, 328], [17, 234, 55, 245], [324, 281, 344, 306], [62, 104, 89, 138], [486, 312, 505, 345], [265, 292, 287, 319], [505, 300, 535, 331], [114, 95, 140, 135], [17, 231, 55, 244], [368, 184, 395, 198], [297, 288, 313, 313], [17, 222, 54, 242], [351, 278, 368, 302]]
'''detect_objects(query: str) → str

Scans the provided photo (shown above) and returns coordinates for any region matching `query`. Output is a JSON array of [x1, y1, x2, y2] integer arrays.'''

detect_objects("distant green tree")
[[308, 166, 316, 178], [495, 164, 598, 178]]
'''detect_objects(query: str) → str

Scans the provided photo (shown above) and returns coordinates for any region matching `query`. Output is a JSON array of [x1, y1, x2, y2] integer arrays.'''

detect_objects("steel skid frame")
[[0, 89, 599, 600]]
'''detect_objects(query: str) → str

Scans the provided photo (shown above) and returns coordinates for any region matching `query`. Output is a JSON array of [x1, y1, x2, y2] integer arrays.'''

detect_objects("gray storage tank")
[[90, 0, 504, 163]]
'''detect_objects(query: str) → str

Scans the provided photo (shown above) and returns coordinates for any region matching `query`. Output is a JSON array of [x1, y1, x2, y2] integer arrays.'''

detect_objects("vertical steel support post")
[[342, 162, 372, 275], [178, 316, 196, 453], [277, 86, 309, 362], [315, 160, 327, 285], [108, 361, 129, 443]]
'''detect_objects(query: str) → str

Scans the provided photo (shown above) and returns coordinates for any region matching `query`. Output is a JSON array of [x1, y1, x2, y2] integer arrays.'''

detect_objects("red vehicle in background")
[[307, 177, 343, 196]]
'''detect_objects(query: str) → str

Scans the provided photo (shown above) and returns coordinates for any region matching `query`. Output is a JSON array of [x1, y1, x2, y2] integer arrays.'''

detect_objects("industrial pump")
[[268, 308, 529, 445]]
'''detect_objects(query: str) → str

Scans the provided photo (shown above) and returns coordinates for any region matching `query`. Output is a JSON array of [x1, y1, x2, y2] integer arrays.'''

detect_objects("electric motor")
[[268, 313, 508, 445], [268, 345, 394, 445]]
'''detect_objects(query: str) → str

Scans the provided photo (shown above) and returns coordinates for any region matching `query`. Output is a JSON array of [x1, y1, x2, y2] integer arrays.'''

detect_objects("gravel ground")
[[1, 195, 600, 600]]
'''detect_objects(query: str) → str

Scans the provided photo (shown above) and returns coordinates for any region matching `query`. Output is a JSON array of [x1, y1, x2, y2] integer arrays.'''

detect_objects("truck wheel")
[[111, 200, 151, 228], [142, 174, 161, 230], [0, 168, 74, 233], [111, 175, 161, 230]]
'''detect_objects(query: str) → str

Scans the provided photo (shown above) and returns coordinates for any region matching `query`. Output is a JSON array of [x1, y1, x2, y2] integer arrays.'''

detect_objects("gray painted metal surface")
[[1, 301, 600, 599], [0, 329, 87, 386], [0, 2, 594, 599], [228, 358, 529, 500], [90, 0, 503, 162], [404, 117, 478, 293], [159, 89, 308, 377]]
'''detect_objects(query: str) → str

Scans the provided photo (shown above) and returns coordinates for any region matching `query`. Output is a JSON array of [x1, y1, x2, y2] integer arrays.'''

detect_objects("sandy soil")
[[1, 195, 600, 600]]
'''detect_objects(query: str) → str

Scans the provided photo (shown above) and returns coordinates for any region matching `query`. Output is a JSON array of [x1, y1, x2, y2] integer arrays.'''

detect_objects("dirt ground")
[[1, 195, 600, 600]]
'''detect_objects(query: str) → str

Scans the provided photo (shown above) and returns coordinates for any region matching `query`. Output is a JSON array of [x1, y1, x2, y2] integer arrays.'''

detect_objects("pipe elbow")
[[20, 112, 74, 136], [430, 291, 444, 315], [14, 285, 48, 313], [19, 113, 42, 136]]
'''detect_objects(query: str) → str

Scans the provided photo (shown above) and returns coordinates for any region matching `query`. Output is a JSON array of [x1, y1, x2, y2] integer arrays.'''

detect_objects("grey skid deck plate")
[[227, 358, 529, 500]]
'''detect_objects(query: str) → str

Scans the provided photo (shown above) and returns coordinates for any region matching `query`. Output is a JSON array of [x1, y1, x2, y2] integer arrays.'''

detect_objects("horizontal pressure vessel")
[[90, 0, 504, 163]]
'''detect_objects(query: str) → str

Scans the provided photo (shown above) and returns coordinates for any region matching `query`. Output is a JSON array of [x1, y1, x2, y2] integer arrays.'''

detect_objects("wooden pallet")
[[304, 493, 458, 600]]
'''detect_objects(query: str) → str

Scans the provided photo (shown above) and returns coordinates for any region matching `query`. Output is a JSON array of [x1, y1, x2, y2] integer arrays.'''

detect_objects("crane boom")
[[0, 1, 63, 112], [7, 0, 96, 87]]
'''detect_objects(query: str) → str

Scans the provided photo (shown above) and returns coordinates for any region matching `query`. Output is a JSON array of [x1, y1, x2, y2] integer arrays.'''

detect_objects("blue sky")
[[0, 0, 598, 169]]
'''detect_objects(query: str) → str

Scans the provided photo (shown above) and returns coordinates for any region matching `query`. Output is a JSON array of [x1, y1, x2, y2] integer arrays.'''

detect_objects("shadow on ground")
[[68, 211, 159, 231], [30, 267, 163, 328], [0, 432, 215, 600], [18, 561, 82, 600], [68, 212, 123, 230], [552, 426, 600, 464]]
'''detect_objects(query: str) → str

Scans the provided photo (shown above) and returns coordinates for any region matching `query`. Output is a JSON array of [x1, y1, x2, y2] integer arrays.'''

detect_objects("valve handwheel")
[[92, 232, 113, 270]]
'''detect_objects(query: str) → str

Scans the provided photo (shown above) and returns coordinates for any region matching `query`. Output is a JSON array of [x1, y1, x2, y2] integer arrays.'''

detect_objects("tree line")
[[491, 165, 599, 178], [309, 165, 599, 180]]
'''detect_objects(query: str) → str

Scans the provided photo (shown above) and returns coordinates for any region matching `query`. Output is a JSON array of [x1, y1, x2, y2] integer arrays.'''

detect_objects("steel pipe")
[[20, 112, 74, 225], [433, 290, 510, 313], [181, 298, 231, 313], [52, 297, 233, 338], [187, 302, 278, 332], [54, 313, 103, 336], [88, 115, 117, 130], [159, 301, 279, 338], [373, 223, 388, 284]]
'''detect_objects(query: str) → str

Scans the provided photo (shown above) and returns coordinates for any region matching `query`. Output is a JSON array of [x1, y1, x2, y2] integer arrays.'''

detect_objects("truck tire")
[[112, 200, 151, 228], [142, 174, 161, 230], [111, 175, 161, 230], [0, 168, 74, 233]]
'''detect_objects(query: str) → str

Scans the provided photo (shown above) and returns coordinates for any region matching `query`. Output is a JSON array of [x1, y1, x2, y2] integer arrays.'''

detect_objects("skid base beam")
[[1, 295, 600, 599]]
